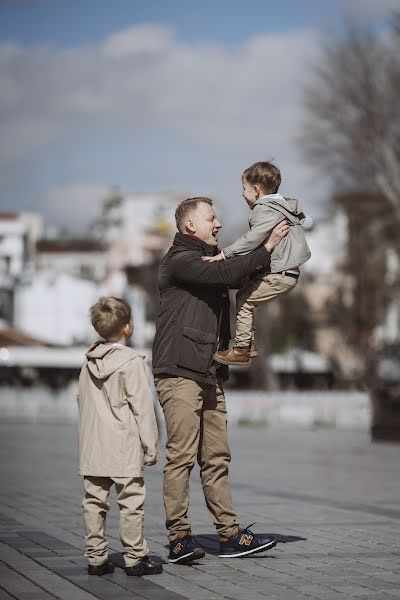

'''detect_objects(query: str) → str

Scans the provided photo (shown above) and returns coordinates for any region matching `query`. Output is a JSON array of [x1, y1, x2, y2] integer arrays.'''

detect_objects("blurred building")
[[3, 189, 180, 349], [91, 188, 179, 269], [14, 272, 100, 346], [0, 212, 43, 322], [36, 238, 106, 282]]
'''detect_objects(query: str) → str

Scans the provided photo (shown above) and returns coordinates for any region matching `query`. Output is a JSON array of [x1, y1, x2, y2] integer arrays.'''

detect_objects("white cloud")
[[102, 24, 174, 58], [0, 24, 326, 230], [0, 25, 321, 156]]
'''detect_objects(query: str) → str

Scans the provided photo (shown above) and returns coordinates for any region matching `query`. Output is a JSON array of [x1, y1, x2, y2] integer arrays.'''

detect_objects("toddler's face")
[[242, 178, 258, 208]]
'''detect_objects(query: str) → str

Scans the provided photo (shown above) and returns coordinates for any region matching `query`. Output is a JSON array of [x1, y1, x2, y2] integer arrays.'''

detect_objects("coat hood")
[[85, 342, 141, 380]]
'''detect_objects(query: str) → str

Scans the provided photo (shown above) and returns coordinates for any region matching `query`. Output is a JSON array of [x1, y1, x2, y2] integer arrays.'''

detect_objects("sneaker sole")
[[218, 538, 277, 558], [169, 548, 205, 564]]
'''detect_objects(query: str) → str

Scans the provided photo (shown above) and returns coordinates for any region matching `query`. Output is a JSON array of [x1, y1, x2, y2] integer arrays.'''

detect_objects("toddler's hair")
[[90, 297, 132, 340], [242, 161, 281, 194], [175, 197, 213, 233]]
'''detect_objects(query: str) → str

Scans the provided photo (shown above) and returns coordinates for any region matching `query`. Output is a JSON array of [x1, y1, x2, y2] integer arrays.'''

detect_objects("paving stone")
[[0, 561, 55, 599], [2, 424, 400, 599]]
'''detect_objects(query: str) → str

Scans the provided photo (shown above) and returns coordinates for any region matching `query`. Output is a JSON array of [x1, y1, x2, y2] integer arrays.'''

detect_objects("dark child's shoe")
[[219, 525, 277, 558], [213, 347, 251, 367], [125, 556, 163, 576], [88, 561, 115, 576], [169, 534, 205, 564]]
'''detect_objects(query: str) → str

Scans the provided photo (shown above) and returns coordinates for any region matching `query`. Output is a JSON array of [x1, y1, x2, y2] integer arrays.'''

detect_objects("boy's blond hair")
[[242, 161, 281, 195], [90, 297, 132, 340], [175, 197, 213, 233]]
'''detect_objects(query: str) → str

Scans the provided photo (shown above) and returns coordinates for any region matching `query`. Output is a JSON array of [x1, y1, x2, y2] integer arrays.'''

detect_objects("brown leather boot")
[[250, 340, 258, 358], [213, 347, 251, 367]]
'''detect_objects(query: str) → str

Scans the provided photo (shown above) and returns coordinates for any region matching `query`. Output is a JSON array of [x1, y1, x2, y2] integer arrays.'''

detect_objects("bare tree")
[[302, 15, 400, 221], [301, 15, 400, 440]]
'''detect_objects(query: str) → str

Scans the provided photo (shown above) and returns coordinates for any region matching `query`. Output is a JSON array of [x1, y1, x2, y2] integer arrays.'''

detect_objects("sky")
[[0, 0, 398, 239]]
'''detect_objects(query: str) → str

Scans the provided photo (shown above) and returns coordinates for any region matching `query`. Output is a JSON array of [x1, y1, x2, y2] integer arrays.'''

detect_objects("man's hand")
[[202, 252, 224, 262], [265, 221, 289, 252], [144, 457, 157, 466]]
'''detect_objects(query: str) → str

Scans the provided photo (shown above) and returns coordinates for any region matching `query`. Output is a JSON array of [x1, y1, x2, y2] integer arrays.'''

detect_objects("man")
[[152, 197, 288, 564]]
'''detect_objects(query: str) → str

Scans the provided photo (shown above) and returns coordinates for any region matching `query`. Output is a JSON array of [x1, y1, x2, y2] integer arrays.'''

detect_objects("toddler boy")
[[204, 161, 311, 366]]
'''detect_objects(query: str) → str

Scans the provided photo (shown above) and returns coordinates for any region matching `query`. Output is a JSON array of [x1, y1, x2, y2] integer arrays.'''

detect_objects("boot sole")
[[218, 538, 277, 558], [213, 356, 250, 367]]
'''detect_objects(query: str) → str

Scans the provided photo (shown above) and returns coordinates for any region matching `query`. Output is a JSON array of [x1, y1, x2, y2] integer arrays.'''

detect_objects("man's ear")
[[185, 218, 196, 234]]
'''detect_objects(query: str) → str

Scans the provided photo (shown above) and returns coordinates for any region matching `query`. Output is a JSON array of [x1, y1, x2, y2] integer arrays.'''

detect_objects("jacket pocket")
[[177, 326, 216, 374]]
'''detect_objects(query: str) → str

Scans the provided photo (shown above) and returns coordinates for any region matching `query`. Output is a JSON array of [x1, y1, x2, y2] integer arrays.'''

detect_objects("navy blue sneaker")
[[219, 525, 277, 558], [169, 534, 205, 564]]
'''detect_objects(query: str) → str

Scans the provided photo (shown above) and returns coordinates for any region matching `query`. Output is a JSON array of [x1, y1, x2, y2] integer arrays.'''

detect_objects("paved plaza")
[[0, 422, 399, 599]]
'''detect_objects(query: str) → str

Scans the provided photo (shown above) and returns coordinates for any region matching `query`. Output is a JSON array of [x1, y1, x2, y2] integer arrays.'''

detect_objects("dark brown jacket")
[[152, 233, 271, 385]]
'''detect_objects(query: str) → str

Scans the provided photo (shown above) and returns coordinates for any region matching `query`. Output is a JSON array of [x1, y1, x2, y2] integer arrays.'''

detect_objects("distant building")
[[0, 212, 43, 322], [91, 188, 179, 269], [36, 238, 106, 282], [14, 271, 100, 346]]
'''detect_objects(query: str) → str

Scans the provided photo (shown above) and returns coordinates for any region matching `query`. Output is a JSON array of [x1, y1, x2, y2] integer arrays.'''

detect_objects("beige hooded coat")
[[77, 343, 158, 477]]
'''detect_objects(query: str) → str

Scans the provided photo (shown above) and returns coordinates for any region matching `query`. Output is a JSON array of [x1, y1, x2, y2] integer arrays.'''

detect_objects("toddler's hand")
[[144, 457, 157, 466], [202, 253, 223, 262]]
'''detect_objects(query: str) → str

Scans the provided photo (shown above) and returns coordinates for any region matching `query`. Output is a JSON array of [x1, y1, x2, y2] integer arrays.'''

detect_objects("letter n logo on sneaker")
[[239, 533, 253, 546], [173, 542, 183, 555]]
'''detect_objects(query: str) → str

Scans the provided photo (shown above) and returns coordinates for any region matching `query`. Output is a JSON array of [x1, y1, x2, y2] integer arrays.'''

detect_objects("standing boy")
[[78, 297, 162, 576]]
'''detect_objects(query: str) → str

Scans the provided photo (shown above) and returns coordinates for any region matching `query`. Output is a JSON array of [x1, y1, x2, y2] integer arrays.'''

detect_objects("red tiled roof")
[[37, 239, 104, 253], [0, 213, 19, 221]]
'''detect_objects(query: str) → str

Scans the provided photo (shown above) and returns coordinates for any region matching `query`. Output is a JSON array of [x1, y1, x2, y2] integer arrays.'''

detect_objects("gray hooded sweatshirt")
[[223, 193, 311, 272], [77, 342, 158, 477]]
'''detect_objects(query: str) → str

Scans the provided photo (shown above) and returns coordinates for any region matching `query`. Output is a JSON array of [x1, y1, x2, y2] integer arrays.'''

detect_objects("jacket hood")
[[256, 193, 299, 213], [85, 342, 140, 380], [254, 193, 312, 226]]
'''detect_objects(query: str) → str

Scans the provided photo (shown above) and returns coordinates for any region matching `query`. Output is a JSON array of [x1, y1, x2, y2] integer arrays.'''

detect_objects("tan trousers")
[[154, 376, 239, 542], [235, 272, 298, 347], [82, 476, 148, 567]]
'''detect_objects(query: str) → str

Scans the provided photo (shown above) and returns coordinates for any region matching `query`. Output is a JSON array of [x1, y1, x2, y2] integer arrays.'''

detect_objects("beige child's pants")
[[235, 272, 298, 347], [82, 476, 148, 567]]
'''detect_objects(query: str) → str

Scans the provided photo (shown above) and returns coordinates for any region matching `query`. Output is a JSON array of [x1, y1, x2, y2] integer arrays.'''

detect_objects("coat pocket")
[[177, 326, 217, 374]]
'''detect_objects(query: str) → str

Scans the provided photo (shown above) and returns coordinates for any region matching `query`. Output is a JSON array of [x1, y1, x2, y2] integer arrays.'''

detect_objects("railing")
[[0, 386, 370, 430]]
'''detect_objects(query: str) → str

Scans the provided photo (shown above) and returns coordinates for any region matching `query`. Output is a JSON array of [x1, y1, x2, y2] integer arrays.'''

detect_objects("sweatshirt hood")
[[85, 342, 140, 380]]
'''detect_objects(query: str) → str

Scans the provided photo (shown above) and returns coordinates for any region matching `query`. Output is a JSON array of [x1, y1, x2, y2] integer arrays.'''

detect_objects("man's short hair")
[[242, 161, 281, 195], [90, 296, 132, 340], [175, 197, 213, 233]]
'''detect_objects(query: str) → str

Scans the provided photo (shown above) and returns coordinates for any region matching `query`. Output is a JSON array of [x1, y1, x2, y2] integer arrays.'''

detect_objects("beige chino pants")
[[235, 272, 298, 347], [82, 476, 148, 567], [155, 376, 239, 541]]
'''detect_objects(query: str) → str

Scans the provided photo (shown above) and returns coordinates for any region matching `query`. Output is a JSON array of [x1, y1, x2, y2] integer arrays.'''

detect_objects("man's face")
[[189, 202, 222, 246]]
